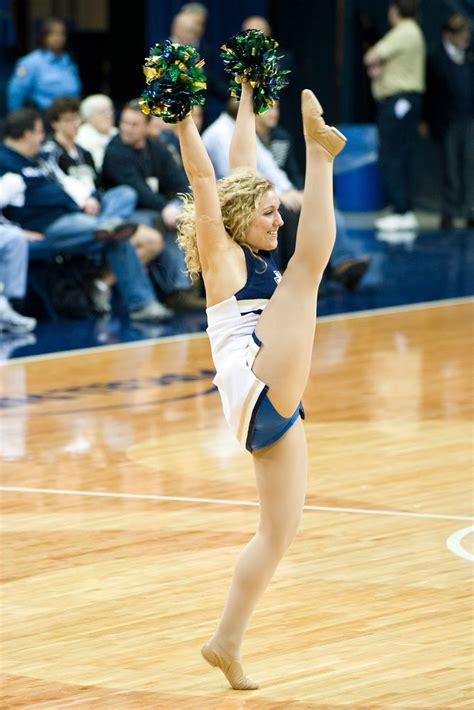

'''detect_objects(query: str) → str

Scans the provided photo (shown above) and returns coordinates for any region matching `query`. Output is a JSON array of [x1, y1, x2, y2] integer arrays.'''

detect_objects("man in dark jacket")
[[102, 100, 188, 218], [0, 108, 172, 321], [102, 100, 205, 309], [425, 13, 473, 228]]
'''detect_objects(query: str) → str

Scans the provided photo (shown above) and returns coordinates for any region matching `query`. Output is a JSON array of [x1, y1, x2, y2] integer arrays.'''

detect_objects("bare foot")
[[301, 89, 347, 158], [201, 640, 259, 690]]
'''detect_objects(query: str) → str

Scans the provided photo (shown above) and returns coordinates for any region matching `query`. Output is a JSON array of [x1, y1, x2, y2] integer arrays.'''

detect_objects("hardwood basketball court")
[[1, 298, 473, 708]]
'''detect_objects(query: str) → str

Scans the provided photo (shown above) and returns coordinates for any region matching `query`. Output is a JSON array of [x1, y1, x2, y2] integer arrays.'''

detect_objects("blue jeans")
[[0, 224, 28, 299], [151, 232, 191, 294], [130, 208, 191, 295], [44, 186, 156, 311]]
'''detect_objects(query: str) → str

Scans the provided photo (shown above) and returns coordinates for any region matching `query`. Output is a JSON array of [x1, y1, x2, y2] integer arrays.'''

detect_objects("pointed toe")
[[301, 89, 323, 115], [301, 88, 346, 158]]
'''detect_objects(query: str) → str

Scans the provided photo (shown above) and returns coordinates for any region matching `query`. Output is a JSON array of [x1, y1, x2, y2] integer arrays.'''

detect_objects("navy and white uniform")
[[206, 246, 303, 452]]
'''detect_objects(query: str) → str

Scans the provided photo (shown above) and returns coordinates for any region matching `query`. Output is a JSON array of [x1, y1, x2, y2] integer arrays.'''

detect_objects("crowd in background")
[[0, 1, 472, 334]]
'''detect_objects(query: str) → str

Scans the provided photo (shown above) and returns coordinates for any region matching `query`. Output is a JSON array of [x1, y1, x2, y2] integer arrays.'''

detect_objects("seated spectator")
[[202, 97, 302, 209], [0, 172, 40, 332], [76, 94, 119, 172], [0, 108, 172, 322], [147, 104, 204, 166], [43, 96, 164, 313], [7, 17, 81, 112], [45, 96, 98, 193], [102, 100, 188, 219], [146, 117, 182, 169], [102, 100, 205, 309], [255, 100, 371, 288], [255, 101, 304, 188]]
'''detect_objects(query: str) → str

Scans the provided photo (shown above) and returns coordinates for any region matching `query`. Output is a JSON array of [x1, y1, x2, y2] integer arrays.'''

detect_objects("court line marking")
[[2, 295, 472, 366], [0, 385, 218, 417], [446, 526, 474, 562], [0, 486, 472, 522]]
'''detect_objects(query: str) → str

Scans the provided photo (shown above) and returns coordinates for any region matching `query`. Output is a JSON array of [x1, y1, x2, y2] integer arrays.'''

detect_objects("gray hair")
[[80, 94, 114, 121]]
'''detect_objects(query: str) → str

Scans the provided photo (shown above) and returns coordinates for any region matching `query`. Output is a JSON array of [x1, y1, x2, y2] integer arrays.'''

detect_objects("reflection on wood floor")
[[1, 300, 473, 709]]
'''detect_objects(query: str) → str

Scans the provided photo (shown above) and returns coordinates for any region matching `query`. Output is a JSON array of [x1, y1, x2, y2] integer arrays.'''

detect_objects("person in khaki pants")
[[364, 0, 426, 232]]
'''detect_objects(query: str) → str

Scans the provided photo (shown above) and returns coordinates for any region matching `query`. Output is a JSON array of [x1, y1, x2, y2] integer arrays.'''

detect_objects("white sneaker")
[[0, 299, 37, 333], [375, 212, 418, 231], [376, 229, 417, 246], [129, 300, 174, 322], [90, 279, 112, 314]]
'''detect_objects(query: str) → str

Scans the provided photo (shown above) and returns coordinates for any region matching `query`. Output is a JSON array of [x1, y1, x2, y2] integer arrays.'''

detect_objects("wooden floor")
[[1, 299, 473, 709]]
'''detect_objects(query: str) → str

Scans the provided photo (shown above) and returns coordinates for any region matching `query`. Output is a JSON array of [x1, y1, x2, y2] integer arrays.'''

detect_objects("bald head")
[[241, 15, 272, 36], [180, 3, 208, 34], [171, 12, 200, 45]]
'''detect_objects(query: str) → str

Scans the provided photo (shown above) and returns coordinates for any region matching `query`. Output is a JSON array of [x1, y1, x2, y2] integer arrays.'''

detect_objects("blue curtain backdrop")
[[0, 0, 18, 115]]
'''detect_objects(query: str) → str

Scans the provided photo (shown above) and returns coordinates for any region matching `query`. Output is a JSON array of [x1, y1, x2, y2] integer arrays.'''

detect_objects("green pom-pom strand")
[[220, 29, 290, 114], [140, 40, 207, 123]]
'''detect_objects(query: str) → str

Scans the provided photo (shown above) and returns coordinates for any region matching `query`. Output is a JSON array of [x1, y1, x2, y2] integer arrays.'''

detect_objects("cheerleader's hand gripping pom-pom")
[[220, 29, 290, 114], [140, 40, 206, 123]]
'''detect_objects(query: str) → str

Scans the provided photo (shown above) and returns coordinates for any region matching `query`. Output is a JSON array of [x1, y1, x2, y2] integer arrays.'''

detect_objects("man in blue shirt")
[[7, 17, 81, 111], [0, 108, 172, 321]]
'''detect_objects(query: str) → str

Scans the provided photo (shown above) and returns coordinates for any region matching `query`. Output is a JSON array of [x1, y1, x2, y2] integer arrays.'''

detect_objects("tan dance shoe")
[[201, 641, 259, 690], [301, 89, 347, 158]]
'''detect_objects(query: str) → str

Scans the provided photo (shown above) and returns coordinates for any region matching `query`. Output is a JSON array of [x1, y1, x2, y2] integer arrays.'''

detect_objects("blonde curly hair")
[[177, 170, 274, 277]]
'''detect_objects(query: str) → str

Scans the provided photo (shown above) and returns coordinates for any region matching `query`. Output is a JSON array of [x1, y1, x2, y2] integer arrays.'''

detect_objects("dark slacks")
[[377, 92, 422, 214], [441, 116, 474, 220]]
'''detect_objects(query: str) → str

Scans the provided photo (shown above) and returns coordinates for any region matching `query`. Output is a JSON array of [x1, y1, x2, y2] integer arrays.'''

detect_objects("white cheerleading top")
[[206, 247, 282, 448]]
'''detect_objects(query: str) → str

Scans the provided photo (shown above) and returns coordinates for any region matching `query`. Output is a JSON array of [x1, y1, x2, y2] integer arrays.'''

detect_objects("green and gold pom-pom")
[[140, 40, 206, 123], [220, 29, 290, 114]]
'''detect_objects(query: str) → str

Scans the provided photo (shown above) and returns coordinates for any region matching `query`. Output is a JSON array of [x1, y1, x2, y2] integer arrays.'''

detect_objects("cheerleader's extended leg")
[[251, 90, 346, 418]]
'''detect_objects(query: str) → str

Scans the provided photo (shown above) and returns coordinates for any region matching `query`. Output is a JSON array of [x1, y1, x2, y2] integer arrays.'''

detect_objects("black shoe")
[[440, 215, 454, 230], [331, 256, 371, 291], [95, 221, 138, 241], [467, 217, 474, 230], [165, 289, 206, 310]]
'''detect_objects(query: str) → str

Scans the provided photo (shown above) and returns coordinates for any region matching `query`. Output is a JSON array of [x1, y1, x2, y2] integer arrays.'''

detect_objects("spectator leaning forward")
[[0, 107, 173, 322]]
